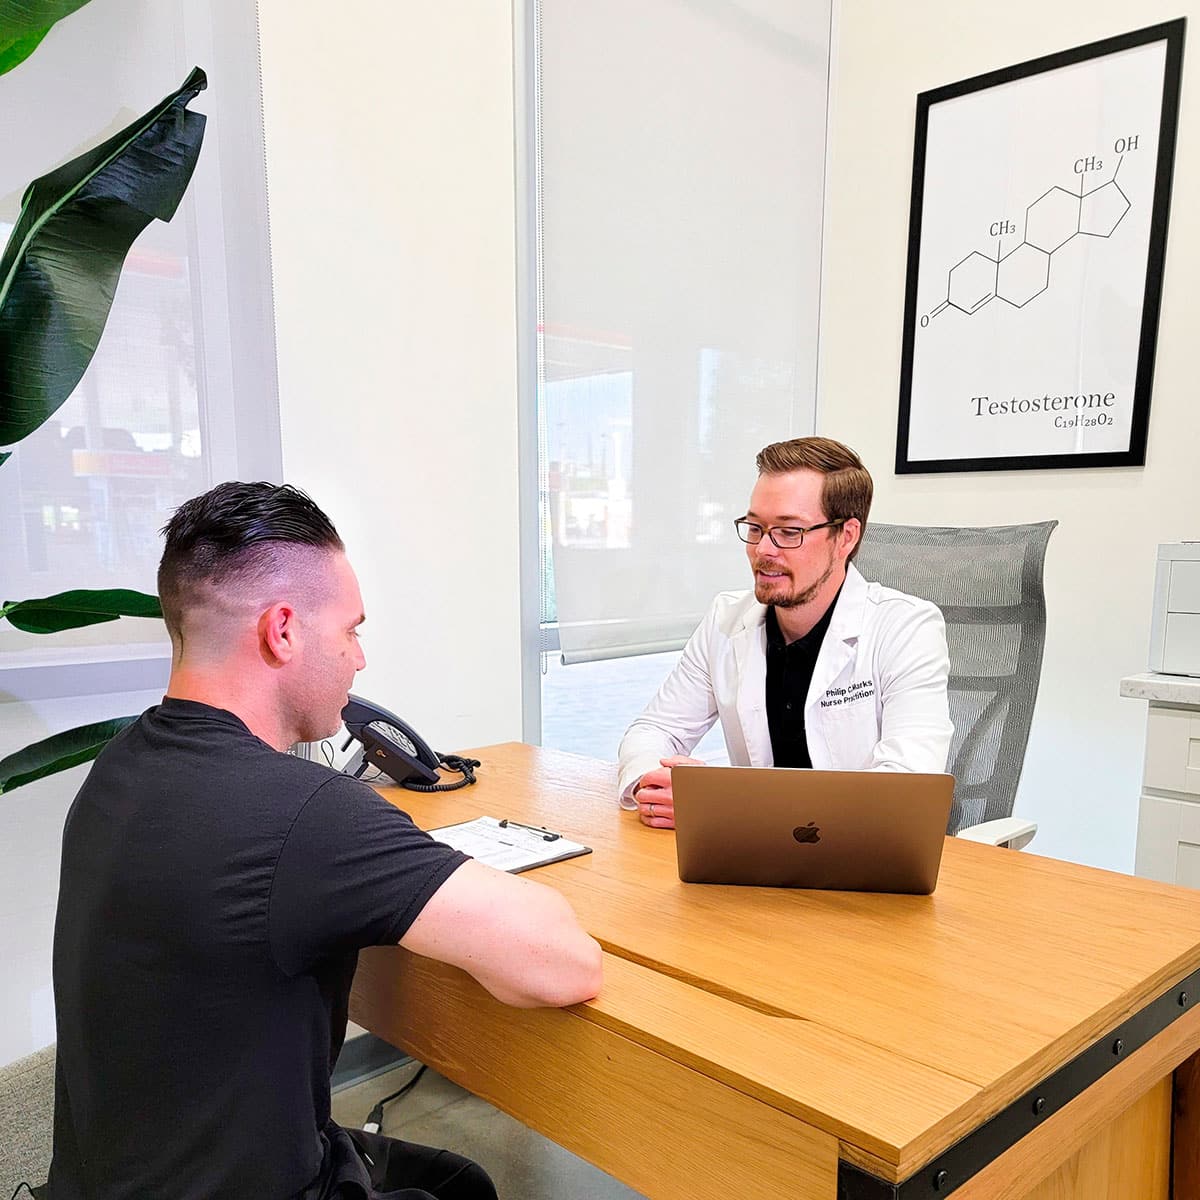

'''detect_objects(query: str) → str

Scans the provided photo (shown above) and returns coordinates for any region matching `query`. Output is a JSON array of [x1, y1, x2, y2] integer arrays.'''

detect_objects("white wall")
[[256, 1, 524, 750], [820, 1, 1200, 871]]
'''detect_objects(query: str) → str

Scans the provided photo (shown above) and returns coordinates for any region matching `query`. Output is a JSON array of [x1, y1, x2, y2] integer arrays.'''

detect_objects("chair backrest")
[[854, 521, 1056, 834], [0, 1043, 55, 1196]]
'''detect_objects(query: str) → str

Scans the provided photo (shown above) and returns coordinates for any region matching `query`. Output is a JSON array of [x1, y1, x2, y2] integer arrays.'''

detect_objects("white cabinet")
[[1123, 673, 1200, 887]]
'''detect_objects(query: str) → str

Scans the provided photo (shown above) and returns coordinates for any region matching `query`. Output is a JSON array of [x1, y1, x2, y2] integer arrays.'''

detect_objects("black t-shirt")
[[48, 698, 468, 1200], [764, 594, 839, 769]]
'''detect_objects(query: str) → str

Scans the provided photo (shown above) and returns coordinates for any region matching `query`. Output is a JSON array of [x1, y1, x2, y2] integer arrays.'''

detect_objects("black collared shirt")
[[764, 591, 841, 769]]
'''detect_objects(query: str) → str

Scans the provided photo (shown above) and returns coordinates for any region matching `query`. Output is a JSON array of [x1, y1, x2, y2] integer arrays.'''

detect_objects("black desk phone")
[[341, 694, 479, 792]]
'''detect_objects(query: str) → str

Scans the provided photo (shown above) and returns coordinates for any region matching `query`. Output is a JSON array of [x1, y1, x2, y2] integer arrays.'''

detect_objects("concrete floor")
[[332, 1062, 644, 1200]]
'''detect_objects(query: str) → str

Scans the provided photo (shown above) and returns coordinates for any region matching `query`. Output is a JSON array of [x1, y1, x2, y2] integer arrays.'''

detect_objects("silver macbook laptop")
[[671, 765, 955, 894]]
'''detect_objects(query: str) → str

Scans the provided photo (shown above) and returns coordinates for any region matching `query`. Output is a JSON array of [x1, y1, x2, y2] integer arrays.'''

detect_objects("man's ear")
[[259, 603, 298, 666], [840, 517, 862, 560]]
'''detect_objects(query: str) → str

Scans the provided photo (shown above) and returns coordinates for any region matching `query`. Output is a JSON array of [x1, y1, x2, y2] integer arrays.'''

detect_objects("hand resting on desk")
[[634, 755, 705, 828]]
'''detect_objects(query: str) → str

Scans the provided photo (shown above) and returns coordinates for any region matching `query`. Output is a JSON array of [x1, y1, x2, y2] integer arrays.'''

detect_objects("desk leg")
[[951, 1005, 1200, 1200], [1012, 1076, 1170, 1199], [1175, 1049, 1200, 1199]]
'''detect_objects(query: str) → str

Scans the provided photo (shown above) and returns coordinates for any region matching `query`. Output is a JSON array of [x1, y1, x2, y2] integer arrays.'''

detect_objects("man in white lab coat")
[[618, 437, 952, 827]]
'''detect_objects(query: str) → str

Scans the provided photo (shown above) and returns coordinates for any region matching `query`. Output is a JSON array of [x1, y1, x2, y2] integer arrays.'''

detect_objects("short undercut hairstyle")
[[755, 437, 873, 562], [158, 482, 344, 641]]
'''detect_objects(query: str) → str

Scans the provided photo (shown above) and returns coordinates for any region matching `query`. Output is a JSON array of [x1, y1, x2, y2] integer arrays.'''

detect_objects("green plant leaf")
[[0, 25, 48, 75], [0, 715, 138, 793], [1, 587, 162, 633], [0, 1, 92, 77], [0, 450, 9, 467], [0, 66, 207, 452]]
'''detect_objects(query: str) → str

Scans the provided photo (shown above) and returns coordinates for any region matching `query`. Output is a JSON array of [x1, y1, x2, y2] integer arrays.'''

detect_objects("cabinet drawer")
[[1144, 705, 1200, 795], [1136, 791, 1200, 887], [1163, 613, 1200, 675], [1169, 560, 1200, 613]]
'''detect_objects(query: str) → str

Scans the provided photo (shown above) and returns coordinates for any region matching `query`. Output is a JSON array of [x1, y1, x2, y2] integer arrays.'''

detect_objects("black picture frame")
[[896, 20, 1185, 474]]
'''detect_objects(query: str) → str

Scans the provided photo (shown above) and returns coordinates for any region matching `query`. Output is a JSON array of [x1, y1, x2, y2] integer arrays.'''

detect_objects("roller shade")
[[537, 0, 831, 663]]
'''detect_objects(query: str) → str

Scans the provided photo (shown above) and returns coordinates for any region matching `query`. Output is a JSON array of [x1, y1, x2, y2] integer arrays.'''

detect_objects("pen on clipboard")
[[498, 818, 561, 842]]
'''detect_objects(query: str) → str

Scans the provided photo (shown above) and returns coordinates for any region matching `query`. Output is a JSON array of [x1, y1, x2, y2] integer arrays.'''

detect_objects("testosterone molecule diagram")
[[921, 137, 1139, 326]]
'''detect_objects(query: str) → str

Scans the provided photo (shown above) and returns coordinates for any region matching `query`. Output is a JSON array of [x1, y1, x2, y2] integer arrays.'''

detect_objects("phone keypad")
[[370, 720, 417, 759]]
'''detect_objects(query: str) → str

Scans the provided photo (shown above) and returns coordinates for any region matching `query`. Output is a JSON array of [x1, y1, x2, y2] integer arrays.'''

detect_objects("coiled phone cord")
[[397, 753, 481, 792]]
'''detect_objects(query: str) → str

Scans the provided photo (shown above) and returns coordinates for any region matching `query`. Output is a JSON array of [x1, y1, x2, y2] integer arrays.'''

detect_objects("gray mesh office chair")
[[0, 1043, 55, 1198], [854, 521, 1057, 848]]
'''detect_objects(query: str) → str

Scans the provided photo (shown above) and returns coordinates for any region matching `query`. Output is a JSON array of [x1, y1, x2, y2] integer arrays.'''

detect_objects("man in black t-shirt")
[[49, 482, 602, 1200]]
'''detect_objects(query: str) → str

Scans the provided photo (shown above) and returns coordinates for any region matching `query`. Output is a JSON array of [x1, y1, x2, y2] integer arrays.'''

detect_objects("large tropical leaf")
[[0, 1, 93, 76], [0, 66, 207, 451], [0, 715, 138, 793], [1, 587, 162, 633]]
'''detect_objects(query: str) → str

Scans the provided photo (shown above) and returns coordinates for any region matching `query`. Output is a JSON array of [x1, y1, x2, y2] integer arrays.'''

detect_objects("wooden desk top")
[[376, 743, 1200, 1178]]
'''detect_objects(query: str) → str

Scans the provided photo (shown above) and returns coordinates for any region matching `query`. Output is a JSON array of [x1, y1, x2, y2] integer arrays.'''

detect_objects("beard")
[[752, 544, 837, 609]]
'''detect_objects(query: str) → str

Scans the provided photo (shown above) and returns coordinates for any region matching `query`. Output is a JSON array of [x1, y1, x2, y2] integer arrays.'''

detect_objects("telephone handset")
[[341, 694, 479, 792]]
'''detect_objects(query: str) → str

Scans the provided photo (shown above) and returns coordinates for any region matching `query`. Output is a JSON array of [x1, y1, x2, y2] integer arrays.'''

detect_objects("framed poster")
[[897, 20, 1185, 473]]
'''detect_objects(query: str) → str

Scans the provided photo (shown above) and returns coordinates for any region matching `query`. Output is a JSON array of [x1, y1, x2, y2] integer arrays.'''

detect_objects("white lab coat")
[[617, 564, 953, 805]]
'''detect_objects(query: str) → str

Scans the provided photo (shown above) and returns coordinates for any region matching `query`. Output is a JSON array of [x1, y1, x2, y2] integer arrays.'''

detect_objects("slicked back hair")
[[754, 437, 873, 562], [158, 482, 344, 644]]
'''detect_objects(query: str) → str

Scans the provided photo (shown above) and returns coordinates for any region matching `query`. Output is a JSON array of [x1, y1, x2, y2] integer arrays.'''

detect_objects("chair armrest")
[[955, 817, 1038, 851]]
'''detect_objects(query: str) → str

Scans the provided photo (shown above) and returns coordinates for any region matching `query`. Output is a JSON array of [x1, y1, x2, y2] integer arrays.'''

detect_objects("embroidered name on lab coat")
[[820, 680, 876, 709]]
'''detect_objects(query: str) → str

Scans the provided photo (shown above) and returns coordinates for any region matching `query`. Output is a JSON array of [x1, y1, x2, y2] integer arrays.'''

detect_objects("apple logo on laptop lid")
[[792, 822, 821, 844]]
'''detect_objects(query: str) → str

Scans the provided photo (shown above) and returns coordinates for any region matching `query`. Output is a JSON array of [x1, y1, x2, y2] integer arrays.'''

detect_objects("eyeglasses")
[[733, 518, 846, 549]]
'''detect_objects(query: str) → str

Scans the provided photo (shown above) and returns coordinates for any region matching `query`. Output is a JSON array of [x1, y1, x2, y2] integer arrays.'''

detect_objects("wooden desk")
[[350, 744, 1200, 1199]]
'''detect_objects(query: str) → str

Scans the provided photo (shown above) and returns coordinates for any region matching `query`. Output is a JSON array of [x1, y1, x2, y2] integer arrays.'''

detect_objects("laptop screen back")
[[672, 765, 954, 893]]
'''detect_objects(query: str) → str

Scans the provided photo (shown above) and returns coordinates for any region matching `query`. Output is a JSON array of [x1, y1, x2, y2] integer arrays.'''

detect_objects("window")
[[527, 0, 832, 752], [0, 0, 281, 689]]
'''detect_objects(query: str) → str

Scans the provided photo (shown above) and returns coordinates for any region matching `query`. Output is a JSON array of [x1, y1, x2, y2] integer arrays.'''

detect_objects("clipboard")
[[428, 815, 592, 874]]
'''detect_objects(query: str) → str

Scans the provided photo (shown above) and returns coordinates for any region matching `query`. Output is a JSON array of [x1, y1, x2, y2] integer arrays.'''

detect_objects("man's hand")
[[635, 756, 705, 828]]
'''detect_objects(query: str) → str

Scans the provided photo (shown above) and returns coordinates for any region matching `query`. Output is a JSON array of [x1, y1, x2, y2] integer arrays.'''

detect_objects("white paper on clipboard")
[[428, 816, 592, 874]]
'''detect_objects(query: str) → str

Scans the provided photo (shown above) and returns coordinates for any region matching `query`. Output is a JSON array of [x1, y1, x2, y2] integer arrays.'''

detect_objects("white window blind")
[[0, 0, 281, 689], [537, 0, 831, 664]]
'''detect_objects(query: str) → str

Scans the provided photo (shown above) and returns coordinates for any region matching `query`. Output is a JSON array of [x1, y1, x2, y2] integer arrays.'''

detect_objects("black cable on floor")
[[362, 1063, 428, 1134]]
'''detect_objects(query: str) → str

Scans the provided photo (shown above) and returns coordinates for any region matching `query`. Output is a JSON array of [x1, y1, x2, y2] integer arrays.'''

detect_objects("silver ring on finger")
[[648, 802, 656, 818]]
